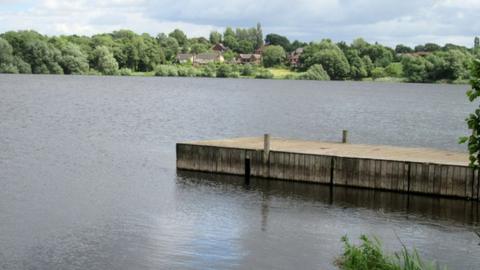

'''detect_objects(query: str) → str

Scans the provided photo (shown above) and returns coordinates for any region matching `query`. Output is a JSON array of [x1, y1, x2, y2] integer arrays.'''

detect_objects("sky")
[[0, 0, 479, 47]]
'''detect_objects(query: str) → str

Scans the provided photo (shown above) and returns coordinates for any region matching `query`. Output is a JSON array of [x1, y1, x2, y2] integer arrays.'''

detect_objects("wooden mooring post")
[[244, 156, 251, 185], [263, 134, 271, 163], [342, 130, 349, 143]]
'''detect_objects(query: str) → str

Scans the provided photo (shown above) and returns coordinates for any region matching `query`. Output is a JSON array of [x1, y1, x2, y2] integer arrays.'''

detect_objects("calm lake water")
[[0, 74, 479, 270]]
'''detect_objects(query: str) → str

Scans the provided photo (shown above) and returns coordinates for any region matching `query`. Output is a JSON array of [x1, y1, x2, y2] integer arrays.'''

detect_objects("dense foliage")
[[262, 45, 286, 67], [460, 59, 480, 167], [300, 64, 330, 80], [0, 27, 477, 82]]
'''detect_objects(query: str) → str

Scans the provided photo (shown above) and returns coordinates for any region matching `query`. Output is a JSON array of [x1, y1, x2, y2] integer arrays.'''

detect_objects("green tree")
[[91, 46, 119, 75], [362, 55, 374, 77], [223, 27, 238, 51], [401, 55, 429, 82], [190, 43, 208, 54], [301, 64, 330, 80], [351, 38, 370, 55], [290, 40, 307, 51], [265, 33, 291, 52], [168, 29, 188, 46], [366, 44, 393, 67], [0, 37, 19, 73], [255, 22, 264, 49], [345, 49, 367, 79], [138, 34, 165, 71], [262, 45, 285, 67], [395, 44, 413, 54], [23, 40, 63, 74], [423, 43, 441, 52], [371, 67, 385, 79], [301, 40, 350, 80], [384, 62, 403, 77], [58, 42, 89, 74], [425, 53, 448, 80], [237, 40, 254, 53], [460, 59, 480, 167], [475, 37, 479, 49], [158, 36, 179, 62], [223, 50, 236, 62], [443, 49, 471, 80], [414, 44, 426, 52], [209, 31, 222, 44]]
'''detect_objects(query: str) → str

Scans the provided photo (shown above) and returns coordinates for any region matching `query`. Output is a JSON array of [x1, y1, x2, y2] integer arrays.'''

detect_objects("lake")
[[0, 74, 479, 270]]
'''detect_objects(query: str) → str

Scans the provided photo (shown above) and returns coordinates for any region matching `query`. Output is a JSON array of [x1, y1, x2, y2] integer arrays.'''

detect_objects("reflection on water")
[[177, 171, 480, 228], [175, 171, 480, 269]]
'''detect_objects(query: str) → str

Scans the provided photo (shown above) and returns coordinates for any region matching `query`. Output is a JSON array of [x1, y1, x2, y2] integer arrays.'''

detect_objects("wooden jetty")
[[176, 135, 480, 200]]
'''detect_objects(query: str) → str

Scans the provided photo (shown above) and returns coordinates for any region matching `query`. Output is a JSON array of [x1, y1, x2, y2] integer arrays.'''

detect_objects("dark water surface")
[[0, 74, 479, 270]]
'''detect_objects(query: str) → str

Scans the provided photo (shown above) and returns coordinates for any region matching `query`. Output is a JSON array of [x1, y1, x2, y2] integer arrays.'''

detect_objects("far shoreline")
[[0, 71, 469, 86]]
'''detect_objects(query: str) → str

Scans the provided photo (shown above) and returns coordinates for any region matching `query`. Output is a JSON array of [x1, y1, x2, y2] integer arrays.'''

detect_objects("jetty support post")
[[245, 156, 251, 185], [342, 130, 349, 144], [263, 134, 271, 163]]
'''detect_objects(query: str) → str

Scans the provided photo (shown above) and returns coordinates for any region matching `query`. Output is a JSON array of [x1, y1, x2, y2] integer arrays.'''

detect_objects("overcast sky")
[[0, 0, 479, 47]]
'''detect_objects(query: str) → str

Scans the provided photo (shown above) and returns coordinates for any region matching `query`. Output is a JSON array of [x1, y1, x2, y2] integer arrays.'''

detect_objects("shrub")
[[254, 68, 274, 79], [371, 67, 386, 79], [230, 71, 240, 78], [199, 63, 216, 77], [177, 66, 197, 77], [284, 73, 300, 80], [86, 69, 102, 76], [385, 63, 403, 77], [154, 65, 178, 77], [300, 64, 330, 80], [0, 63, 19, 74], [337, 235, 444, 270], [241, 64, 255, 76], [216, 64, 233, 78], [118, 68, 133, 76]]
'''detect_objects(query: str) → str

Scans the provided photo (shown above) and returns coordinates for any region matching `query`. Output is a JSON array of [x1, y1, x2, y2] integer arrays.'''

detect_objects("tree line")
[[0, 24, 479, 83]]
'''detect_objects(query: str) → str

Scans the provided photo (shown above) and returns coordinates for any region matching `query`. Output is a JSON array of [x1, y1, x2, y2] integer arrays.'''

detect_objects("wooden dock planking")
[[176, 137, 478, 200]]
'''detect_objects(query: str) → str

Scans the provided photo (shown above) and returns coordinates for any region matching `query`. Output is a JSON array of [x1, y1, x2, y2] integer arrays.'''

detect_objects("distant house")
[[400, 51, 431, 57], [176, 52, 224, 65], [288, 47, 304, 68], [211, 43, 228, 53], [176, 53, 194, 64], [237, 54, 262, 65], [194, 52, 224, 64]]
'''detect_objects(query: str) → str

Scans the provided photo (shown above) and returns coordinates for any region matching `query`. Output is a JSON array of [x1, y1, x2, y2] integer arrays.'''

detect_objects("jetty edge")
[[176, 136, 479, 200]]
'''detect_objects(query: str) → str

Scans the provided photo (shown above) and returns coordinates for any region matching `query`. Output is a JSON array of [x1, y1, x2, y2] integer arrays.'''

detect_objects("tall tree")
[[92, 46, 119, 75], [58, 42, 89, 74], [255, 22, 264, 49], [209, 31, 222, 44], [262, 45, 286, 67], [168, 29, 188, 46], [395, 44, 413, 54], [265, 33, 291, 51], [401, 55, 429, 82], [0, 37, 19, 73], [300, 40, 350, 79]]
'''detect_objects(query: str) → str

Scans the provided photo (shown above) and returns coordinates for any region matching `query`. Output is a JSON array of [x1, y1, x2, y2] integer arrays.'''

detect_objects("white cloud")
[[0, 0, 478, 47]]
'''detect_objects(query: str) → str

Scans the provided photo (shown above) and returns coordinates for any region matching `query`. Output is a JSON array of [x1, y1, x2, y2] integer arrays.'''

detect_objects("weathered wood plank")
[[177, 143, 473, 199]]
